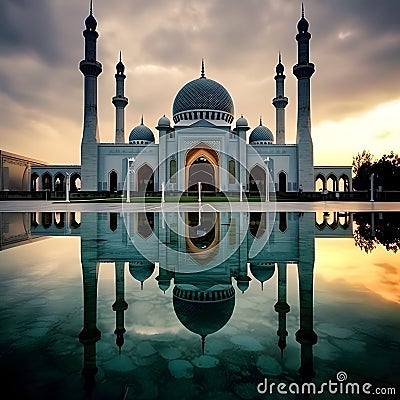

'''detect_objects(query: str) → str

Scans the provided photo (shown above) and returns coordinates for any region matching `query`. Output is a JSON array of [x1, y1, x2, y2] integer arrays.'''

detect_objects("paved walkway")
[[0, 200, 399, 212]]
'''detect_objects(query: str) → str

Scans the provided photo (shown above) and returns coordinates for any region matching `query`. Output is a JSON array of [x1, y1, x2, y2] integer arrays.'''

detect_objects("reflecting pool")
[[0, 211, 399, 399]]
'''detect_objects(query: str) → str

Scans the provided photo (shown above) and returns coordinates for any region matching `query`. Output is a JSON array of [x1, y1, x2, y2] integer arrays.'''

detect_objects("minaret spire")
[[273, 52, 288, 144], [201, 59, 205, 78], [302, 2, 304, 18], [112, 51, 128, 144], [90, 0, 93, 15]]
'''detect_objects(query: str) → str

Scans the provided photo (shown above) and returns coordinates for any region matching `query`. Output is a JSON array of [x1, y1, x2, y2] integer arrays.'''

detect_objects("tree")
[[353, 212, 400, 253], [352, 150, 400, 191]]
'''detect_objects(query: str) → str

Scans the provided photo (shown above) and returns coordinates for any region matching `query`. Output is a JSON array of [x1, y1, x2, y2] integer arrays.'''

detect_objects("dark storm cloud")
[[0, 0, 62, 63]]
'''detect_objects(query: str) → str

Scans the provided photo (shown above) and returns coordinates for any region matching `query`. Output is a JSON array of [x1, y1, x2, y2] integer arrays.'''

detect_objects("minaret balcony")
[[79, 60, 103, 77], [112, 96, 128, 108], [272, 97, 288, 109], [293, 63, 315, 79]]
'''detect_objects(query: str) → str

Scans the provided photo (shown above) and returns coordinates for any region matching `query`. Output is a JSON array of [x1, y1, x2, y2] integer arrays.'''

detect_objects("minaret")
[[272, 53, 288, 144], [274, 262, 290, 358], [80, 1, 102, 191], [112, 262, 128, 353], [293, 4, 315, 191], [112, 52, 128, 144]]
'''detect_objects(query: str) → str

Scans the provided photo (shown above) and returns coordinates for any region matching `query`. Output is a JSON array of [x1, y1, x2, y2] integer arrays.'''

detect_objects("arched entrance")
[[54, 173, 65, 192], [109, 171, 118, 192], [185, 146, 219, 192], [42, 173, 52, 191], [137, 164, 154, 194], [249, 165, 266, 197], [70, 173, 81, 192], [315, 174, 326, 192], [31, 173, 39, 191], [278, 171, 287, 192]]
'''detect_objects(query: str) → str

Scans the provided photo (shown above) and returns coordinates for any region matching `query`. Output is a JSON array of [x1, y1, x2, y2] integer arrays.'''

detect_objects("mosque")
[[14, 2, 351, 195], [1, 3, 352, 196]]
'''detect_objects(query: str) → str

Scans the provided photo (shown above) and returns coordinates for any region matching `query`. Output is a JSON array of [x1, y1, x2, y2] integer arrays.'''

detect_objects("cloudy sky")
[[0, 0, 399, 166]]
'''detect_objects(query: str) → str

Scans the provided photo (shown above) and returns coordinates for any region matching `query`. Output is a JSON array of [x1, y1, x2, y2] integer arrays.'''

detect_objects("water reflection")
[[353, 212, 400, 253], [1, 211, 398, 399]]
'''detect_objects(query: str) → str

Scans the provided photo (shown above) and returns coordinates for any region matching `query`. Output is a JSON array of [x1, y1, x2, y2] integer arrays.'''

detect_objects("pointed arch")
[[42, 172, 53, 191], [136, 163, 154, 194], [185, 145, 219, 192], [249, 164, 266, 197], [109, 170, 118, 192], [278, 171, 287, 192]]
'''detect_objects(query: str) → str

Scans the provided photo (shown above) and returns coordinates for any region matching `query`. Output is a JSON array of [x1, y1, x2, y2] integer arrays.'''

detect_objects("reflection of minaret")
[[296, 212, 317, 381], [79, 259, 101, 388], [112, 262, 128, 353], [79, 212, 101, 388], [274, 262, 290, 358]]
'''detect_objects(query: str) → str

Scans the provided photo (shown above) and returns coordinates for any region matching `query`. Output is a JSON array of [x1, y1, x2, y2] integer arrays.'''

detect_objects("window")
[[170, 159, 177, 183], [229, 160, 235, 184]]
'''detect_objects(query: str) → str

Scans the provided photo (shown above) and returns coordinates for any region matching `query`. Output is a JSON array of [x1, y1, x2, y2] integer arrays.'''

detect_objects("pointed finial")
[[141, 281, 144, 290], [90, 0, 93, 15], [259, 116, 262, 126], [119, 51, 122, 62], [279, 51, 281, 64], [141, 115, 144, 125], [201, 334, 206, 355], [302, 2, 304, 18], [261, 282, 264, 291], [201, 59, 205, 78]]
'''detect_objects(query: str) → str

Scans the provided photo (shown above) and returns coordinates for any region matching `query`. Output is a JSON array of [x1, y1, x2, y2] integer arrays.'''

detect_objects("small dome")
[[116, 60, 125, 74], [129, 119, 155, 143], [236, 115, 248, 128], [249, 122, 274, 144], [276, 62, 284, 75], [297, 16, 309, 33], [85, 14, 97, 31], [157, 115, 171, 127]]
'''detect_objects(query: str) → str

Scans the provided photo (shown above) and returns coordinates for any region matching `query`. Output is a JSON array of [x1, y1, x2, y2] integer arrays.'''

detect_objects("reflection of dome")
[[172, 75, 234, 123], [173, 285, 235, 337], [250, 262, 275, 290], [129, 119, 155, 143], [129, 261, 155, 289], [249, 121, 274, 144]]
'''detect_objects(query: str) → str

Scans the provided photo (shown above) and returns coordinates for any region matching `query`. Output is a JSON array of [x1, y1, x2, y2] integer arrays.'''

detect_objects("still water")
[[0, 211, 398, 399]]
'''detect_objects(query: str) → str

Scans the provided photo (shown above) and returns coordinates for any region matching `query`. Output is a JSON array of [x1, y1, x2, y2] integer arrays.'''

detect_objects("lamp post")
[[264, 157, 270, 202], [370, 173, 374, 202], [126, 157, 135, 203], [198, 181, 202, 204], [66, 172, 71, 203]]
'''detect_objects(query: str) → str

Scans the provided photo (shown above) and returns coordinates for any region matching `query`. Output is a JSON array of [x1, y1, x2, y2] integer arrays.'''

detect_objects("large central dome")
[[172, 70, 234, 124]]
